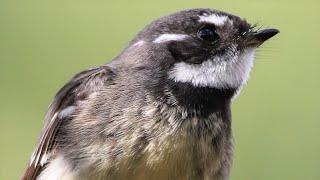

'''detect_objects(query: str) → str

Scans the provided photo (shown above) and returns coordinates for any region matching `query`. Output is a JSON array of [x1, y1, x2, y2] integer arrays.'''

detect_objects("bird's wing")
[[21, 65, 115, 180]]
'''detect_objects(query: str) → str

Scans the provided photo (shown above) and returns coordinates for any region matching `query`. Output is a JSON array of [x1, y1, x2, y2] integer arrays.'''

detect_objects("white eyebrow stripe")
[[153, 34, 189, 43], [198, 14, 230, 26]]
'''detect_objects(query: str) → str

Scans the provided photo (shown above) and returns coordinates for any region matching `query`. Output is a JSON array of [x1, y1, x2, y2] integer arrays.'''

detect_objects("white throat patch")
[[168, 49, 256, 88]]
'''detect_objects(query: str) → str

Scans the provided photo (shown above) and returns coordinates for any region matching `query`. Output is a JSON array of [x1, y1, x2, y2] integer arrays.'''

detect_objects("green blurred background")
[[1, 0, 319, 179]]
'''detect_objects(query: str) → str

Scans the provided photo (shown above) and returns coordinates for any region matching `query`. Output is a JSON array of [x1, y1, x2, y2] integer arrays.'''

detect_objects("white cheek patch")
[[198, 14, 231, 26], [153, 34, 189, 43], [168, 49, 256, 88]]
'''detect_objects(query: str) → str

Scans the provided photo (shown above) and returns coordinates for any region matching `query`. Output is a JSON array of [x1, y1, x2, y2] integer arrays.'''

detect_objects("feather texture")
[[22, 66, 115, 180]]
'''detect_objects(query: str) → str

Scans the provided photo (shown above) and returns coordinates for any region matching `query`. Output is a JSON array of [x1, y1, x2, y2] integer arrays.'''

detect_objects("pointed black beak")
[[252, 28, 279, 42], [244, 28, 279, 47]]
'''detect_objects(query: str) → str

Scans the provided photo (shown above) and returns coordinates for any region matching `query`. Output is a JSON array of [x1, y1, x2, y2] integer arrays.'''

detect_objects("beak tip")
[[255, 28, 280, 42]]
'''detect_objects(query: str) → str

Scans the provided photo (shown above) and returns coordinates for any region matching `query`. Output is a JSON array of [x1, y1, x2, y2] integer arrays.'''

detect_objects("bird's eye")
[[197, 27, 218, 42]]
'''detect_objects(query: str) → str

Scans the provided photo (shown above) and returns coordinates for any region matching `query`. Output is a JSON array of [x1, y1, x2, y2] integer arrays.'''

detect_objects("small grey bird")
[[22, 8, 278, 180]]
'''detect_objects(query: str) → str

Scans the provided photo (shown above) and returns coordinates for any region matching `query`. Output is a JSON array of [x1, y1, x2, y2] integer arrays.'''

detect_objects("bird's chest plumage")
[[90, 103, 231, 180], [38, 101, 232, 180], [46, 92, 232, 180], [128, 132, 225, 180]]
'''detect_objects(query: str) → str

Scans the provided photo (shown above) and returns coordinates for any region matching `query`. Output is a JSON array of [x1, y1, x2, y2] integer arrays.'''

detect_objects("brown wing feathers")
[[21, 66, 114, 180]]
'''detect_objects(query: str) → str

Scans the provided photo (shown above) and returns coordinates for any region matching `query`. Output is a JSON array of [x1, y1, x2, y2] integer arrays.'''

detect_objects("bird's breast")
[[103, 104, 230, 180]]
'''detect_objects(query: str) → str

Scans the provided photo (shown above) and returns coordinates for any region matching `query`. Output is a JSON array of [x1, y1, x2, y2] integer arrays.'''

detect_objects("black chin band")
[[165, 80, 238, 116]]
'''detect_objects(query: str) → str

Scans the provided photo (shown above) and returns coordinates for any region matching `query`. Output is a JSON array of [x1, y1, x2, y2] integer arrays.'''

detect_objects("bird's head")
[[127, 8, 279, 90]]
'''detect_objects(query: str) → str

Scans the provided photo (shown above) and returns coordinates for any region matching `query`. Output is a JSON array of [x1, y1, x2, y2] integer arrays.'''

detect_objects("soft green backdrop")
[[1, 0, 319, 179]]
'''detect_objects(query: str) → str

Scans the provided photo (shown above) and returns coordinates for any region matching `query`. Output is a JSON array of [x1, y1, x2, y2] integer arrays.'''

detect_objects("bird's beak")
[[244, 28, 279, 47]]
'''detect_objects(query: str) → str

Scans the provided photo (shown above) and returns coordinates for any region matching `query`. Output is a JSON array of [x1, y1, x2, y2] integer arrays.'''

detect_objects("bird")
[[22, 8, 279, 180]]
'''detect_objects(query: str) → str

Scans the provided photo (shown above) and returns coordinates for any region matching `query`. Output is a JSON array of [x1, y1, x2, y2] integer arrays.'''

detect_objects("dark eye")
[[197, 27, 218, 42]]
